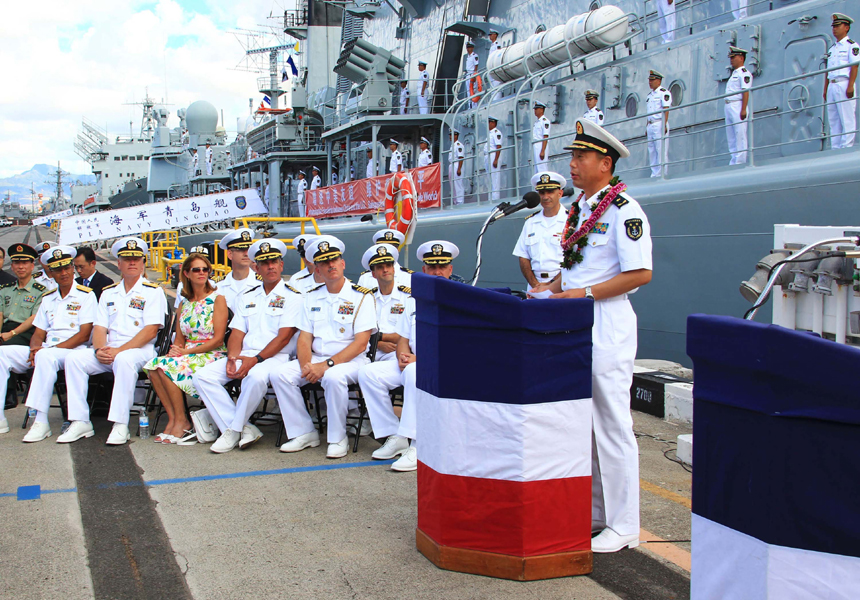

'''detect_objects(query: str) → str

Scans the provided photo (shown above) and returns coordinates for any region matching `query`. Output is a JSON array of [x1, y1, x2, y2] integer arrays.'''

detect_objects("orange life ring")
[[469, 75, 483, 102], [383, 171, 416, 236]]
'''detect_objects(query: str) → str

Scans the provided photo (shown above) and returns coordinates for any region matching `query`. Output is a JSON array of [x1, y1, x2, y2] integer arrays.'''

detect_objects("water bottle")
[[139, 412, 150, 440]]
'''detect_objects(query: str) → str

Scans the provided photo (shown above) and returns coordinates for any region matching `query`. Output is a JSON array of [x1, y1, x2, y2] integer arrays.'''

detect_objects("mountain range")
[[0, 164, 97, 205]]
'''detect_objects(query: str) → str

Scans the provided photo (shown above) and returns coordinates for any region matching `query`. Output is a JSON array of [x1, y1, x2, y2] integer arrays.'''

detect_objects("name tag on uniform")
[[129, 297, 146, 310], [527, 232, 535, 237], [338, 304, 354, 315], [591, 222, 609, 235], [268, 296, 285, 308], [66, 302, 82, 313], [391, 304, 405, 315], [310, 306, 321, 312], [245, 303, 256, 309], [107, 301, 114, 307]]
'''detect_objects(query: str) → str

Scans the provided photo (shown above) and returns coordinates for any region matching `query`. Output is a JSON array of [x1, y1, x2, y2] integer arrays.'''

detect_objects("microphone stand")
[[468, 206, 502, 286]]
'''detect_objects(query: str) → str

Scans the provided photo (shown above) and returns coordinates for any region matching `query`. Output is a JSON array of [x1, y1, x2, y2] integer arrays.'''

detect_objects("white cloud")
[[0, 0, 293, 178]]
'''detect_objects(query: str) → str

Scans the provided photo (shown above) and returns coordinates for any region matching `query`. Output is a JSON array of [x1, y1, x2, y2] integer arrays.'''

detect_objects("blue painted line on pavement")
[[6, 459, 397, 500]]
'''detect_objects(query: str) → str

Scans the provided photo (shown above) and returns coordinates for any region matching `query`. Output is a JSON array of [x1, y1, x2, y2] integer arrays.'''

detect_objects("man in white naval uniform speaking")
[[64, 237, 168, 446], [17, 246, 97, 443], [529, 119, 653, 553], [193, 238, 302, 453]]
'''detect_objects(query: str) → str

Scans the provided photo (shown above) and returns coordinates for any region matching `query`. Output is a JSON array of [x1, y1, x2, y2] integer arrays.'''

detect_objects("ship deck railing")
[[639, 0, 775, 49]]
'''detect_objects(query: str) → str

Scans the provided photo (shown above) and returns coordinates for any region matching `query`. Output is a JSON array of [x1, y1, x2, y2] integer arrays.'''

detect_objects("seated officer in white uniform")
[[65, 237, 168, 446], [357, 229, 413, 289], [289, 233, 315, 282], [193, 239, 302, 453], [290, 234, 325, 295], [13, 247, 97, 443], [529, 119, 652, 553], [359, 240, 458, 472], [215, 228, 258, 311], [513, 171, 568, 288], [359, 244, 410, 362], [272, 236, 376, 459]]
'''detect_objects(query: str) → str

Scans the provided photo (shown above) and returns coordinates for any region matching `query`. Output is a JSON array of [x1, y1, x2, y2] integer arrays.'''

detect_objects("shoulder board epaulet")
[[398, 285, 412, 294], [309, 283, 326, 293], [400, 266, 414, 273], [371, 287, 379, 294], [659, 87, 666, 92], [102, 281, 120, 291], [142, 281, 159, 288], [0, 282, 13, 289], [525, 210, 541, 220], [244, 285, 261, 294], [849, 38, 856, 44], [352, 284, 372, 294], [255, 273, 263, 281], [32, 282, 46, 292], [33, 271, 43, 277], [613, 195, 630, 208], [359, 270, 369, 275], [285, 284, 301, 294], [43, 288, 57, 296], [76, 284, 92, 293], [741, 67, 748, 72], [296, 272, 312, 280]]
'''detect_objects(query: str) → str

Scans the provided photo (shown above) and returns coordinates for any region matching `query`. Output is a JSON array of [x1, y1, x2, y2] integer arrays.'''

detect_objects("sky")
[[0, 0, 295, 180]]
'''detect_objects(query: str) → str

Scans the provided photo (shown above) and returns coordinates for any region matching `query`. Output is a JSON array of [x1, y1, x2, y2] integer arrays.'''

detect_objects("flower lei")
[[561, 176, 626, 269]]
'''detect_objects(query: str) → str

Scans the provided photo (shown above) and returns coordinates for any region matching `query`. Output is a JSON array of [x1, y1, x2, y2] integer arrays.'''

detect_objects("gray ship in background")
[[130, 0, 860, 365]]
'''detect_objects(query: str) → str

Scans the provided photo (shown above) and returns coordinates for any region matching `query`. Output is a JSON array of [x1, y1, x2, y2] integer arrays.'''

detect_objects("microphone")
[[492, 192, 541, 221], [562, 186, 576, 197]]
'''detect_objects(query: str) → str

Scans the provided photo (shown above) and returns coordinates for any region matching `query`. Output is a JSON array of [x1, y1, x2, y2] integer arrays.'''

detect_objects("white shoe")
[[591, 528, 639, 553], [0, 418, 9, 434], [23, 422, 52, 443], [279, 431, 320, 453], [372, 435, 409, 460], [210, 429, 241, 454], [57, 421, 95, 443], [239, 424, 263, 449], [391, 444, 417, 472], [326, 437, 349, 459], [106, 423, 130, 445]]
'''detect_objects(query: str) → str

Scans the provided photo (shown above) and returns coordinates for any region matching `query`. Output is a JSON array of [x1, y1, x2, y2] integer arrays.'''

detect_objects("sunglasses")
[[189, 267, 210, 273]]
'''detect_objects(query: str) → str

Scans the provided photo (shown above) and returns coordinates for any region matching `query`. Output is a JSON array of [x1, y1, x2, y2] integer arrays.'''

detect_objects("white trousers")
[[271, 355, 368, 443], [297, 193, 306, 218], [590, 297, 640, 537], [646, 121, 668, 177], [24, 347, 78, 416], [0, 346, 34, 420], [417, 94, 429, 114], [533, 143, 548, 174], [65, 346, 156, 424], [730, 0, 748, 20], [827, 79, 857, 149], [486, 159, 501, 201], [193, 354, 291, 434], [656, 0, 675, 43], [206, 162, 213, 176], [358, 360, 405, 438], [448, 164, 464, 205], [725, 101, 749, 164]]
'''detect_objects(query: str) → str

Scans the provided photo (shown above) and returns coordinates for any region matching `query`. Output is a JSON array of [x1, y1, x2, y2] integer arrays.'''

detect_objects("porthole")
[[625, 94, 638, 118], [669, 81, 684, 107], [589, 0, 601, 10]]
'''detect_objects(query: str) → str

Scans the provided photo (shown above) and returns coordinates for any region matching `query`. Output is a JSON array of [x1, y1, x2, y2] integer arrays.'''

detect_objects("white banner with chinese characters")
[[57, 189, 268, 245], [32, 209, 73, 226]]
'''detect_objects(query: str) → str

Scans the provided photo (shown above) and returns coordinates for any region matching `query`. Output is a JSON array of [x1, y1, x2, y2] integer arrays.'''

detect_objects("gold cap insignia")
[[384, 232, 394, 240], [576, 121, 584, 135], [540, 174, 550, 184], [260, 242, 270, 253], [16, 245, 22, 252], [127, 240, 137, 249], [432, 244, 443, 256], [53, 249, 63, 259], [377, 246, 388, 256], [319, 241, 330, 252], [241, 231, 251, 241]]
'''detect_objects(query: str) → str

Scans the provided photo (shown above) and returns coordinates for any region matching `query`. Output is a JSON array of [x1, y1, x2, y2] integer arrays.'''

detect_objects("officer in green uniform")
[[0, 244, 49, 346]]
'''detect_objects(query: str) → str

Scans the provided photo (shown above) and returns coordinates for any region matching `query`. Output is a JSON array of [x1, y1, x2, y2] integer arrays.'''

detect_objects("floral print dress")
[[144, 291, 226, 397]]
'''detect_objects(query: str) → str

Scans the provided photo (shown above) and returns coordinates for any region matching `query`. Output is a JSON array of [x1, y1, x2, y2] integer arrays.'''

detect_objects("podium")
[[687, 315, 860, 599], [411, 274, 595, 581]]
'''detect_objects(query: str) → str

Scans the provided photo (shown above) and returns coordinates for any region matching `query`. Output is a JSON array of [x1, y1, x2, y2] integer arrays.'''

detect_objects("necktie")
[[83, 278, 89, 287]]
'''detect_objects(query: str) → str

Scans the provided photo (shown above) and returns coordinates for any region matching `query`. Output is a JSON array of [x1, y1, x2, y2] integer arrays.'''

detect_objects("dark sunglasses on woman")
[[189, 267, 210, 273]]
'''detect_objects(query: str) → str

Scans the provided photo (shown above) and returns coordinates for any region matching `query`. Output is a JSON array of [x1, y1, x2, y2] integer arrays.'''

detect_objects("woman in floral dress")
[[144, 253, 227, 444]]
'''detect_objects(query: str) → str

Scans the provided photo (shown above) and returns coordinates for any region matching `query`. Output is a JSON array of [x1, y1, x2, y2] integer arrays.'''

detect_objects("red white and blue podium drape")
[[687, 315, 860, 599], [412, 274, 595, 557]]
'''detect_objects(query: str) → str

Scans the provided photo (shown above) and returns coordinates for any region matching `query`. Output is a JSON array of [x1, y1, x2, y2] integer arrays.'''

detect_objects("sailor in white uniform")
[[583, 90, 605, 126], [16, 247, 97, 443], [33, 241, 58, 291], [487, 29, 502, 89], [357, 229, 413, 289], [358, 240, 459, 472], [529, 119, 652, 554], [725, 47, 753, 164], [399, 80, 410, 115], [417, 137, 433, 167], [365, 149, 377, 179], [272, 236, 377, 459], [532, 101, 551, 173], [449, 129, 466, 205], [360, 245, 409, 363], [193, 238, 302, 453], [289, 233, 323, 294], [215, 228, 258, 312], [486, 116, 503, 201], [731, 0, 747, 20], [331, 168, 339, 186], [389, 139, 403, 173], [656, 0, 675, 43], [826, 14, 860, 149], [465, 41, 480, 109], [310, 167, 322, 190], [191, 149, 199, 175], [417, 61, 431, 114], [296, 170, 308, 218], [64, 237, 168, 446], [513, 171, 568, 287], [645, 70, 672, 177], [205, 143, 213, 176]]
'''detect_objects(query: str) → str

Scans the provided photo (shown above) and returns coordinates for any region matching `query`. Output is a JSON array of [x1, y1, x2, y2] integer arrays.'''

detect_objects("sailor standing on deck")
[[205, 143, 213, 176], [583, 90, 605, 125], [465, 41, 480, 109], [487, 30, 502, 89], [191, 148, 199, 175], [399, 80, 410, 115], [310, 166, 322, 190], [724, 47, 753, 165], [357, 229, 413, 290], [215, 228, 258, 312], [366, 149, 377, 179], [296, 170, 308, 218], [656, 0, 675, 43], [646, 70, 671, 177], [417, 61, 431, 114], [486, 116, 503, 201], [389, 139, 403, 173], [731, 0, 747, 20], [529, 119, 652, 553], [532, 101, 551, 173], [417, 137, 433, 167], [825, 14, 860, 149], [449, 129, 466, 205], [513, 171, 568, 288]]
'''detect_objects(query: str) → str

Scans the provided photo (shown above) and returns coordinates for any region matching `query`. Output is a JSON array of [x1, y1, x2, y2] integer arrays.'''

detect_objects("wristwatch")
[[584, 286, 595, 300], [255, 354, 266, 363], [326, 358, 335, 367]]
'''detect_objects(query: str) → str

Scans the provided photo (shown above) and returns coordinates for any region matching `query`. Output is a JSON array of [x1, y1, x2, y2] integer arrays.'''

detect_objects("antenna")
[[44, 162, 70, 210], [123, 87, 173, 141]]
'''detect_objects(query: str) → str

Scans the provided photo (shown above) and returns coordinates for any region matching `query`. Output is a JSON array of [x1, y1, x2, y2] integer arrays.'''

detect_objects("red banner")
[[306, 163, 441, 218]]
